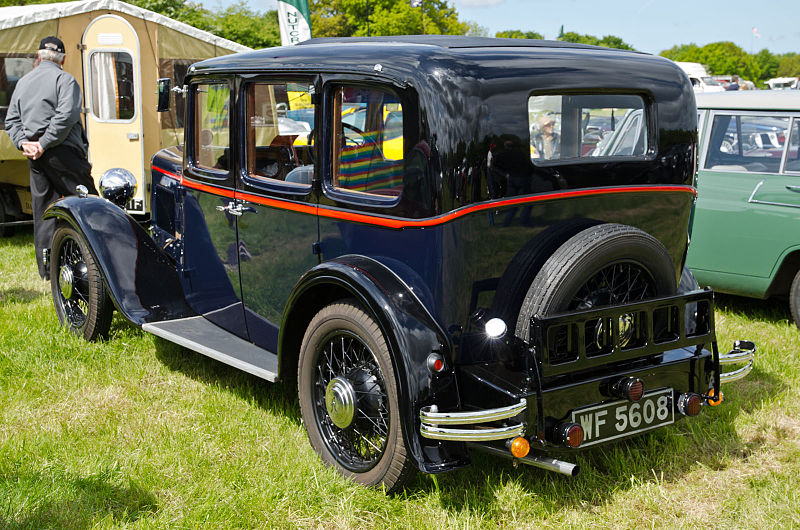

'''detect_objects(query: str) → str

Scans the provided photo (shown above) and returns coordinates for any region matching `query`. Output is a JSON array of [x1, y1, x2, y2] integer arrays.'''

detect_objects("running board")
[[143, 316, 278, 382]]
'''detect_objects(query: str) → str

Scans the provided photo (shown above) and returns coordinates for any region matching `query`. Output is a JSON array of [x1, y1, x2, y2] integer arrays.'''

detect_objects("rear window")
[[528, 94, 648, 163]]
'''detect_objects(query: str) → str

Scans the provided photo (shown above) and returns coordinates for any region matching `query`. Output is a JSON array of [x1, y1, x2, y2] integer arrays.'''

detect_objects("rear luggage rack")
[[529, 289, 715, 378]]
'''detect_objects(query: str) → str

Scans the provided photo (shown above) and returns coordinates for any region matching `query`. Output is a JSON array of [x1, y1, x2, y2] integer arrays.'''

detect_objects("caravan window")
[[0, 55, 36, 129], [88, 51, 136, 121]]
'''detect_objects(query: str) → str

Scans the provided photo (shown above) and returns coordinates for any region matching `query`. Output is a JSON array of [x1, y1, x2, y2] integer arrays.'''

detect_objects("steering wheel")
[[342, 122, 366, 146]]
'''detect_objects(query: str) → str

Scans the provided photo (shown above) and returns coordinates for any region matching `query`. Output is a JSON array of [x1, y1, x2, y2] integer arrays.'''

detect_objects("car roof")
[[696, 90, 800, 111], [297, 35, 631, 51]]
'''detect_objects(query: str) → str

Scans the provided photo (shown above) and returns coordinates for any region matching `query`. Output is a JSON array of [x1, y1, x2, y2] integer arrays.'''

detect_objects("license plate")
[[571, 388, 674, 447], [17, 189, 33, 215]]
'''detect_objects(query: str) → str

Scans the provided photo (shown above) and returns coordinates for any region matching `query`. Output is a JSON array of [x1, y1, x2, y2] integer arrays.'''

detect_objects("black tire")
[[51, 226, 114, 341], [514, 223, 677, 342], [790, 269, 800, 330], [298, 301, 416, 493]]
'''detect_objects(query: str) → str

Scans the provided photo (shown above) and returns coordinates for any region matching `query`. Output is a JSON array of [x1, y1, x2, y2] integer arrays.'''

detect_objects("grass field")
[[1, 227, 799, 528]]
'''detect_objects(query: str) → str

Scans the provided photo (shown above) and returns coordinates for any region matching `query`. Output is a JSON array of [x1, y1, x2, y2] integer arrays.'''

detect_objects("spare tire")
[[515, 223, 677, 342]]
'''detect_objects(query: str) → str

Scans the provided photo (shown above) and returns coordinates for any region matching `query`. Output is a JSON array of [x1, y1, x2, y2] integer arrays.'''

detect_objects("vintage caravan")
[[0, 0, 248, 234]]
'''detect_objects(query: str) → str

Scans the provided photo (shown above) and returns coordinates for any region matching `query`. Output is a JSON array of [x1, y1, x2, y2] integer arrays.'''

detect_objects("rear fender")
[[282, 255, 468, 473], [44, 196, 192, 325]]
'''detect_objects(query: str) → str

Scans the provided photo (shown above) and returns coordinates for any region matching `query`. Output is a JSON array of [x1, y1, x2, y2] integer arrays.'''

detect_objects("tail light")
[[554, 422, 584, 448], [611, 377, 645, 402]]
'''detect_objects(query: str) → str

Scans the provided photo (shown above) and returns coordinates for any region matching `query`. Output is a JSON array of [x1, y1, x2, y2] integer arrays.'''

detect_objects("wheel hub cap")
[[326, 376, 357, 429], [59, 265, 74, 299]]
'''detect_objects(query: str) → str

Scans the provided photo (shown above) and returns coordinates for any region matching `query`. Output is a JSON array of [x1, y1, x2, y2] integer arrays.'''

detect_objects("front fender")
[[44, 196, 192, 325], [282, 255, 469, 473]]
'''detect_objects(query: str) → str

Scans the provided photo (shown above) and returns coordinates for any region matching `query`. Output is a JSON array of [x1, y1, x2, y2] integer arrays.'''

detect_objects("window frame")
[[86, 48, 139, 124], [322, 81, 410, 209], [237, 77, 317, 196], [185, 77, 234, 183], [699, 109, 800, 175], [527, 92, 656, 167]]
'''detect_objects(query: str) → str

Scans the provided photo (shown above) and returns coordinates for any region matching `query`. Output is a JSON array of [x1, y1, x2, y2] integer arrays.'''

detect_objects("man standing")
[[4, 36, 97, 280]]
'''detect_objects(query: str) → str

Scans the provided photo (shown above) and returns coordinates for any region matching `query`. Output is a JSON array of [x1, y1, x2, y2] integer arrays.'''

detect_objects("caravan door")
[[82, 15, 146, 215]]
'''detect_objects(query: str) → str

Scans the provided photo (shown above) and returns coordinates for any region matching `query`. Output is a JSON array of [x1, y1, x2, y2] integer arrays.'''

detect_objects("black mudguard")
[[283, 255, 469, 473], [44, 196, 192, 325]]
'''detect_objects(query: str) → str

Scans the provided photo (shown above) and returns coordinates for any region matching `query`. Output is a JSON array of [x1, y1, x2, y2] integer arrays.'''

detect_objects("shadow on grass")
[[0, 227, 33, 248], [151, 336, 300, 423], [0, 470, 157, 529], [0, 287, 41, 304], [411, 365, 784, 514], [715, 292, 793, 326]]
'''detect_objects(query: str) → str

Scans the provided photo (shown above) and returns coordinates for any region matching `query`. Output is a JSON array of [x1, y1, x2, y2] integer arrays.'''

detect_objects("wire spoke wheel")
[[50, 226, 113, 341], [56, 237, 91, 328], [314, 330, 389, 472], [298, 301, 415, 493]]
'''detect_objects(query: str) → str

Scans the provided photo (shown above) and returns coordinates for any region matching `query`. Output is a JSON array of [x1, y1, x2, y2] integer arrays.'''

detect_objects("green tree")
[[559, 31, 635, 51], [660, 43, 703, 63], [752, 48, 779, 81], [309, 0, 471, 37], [201, 3, 280, 49], [777, 53, 800, 77], [496, 30, 544, 40]]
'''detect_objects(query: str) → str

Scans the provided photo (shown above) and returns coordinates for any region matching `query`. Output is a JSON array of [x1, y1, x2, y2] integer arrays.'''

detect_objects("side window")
[[192, 82, 231, 172], [0, 55, 36, 129], [786, 119, 800, 173], [89, 51, 136, 121], [528, 94, 647, 162], [704, 114, 790, 173], [245, 81, 315, 187], [332, 85, 404, 198]]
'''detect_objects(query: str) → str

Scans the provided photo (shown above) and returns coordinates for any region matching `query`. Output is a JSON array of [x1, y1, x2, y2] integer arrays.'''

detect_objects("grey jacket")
[[4, 60, 88, 157]]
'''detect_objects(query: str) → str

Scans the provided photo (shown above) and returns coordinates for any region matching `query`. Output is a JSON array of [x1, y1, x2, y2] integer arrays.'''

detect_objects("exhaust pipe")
[[468, 443, 579, 477]]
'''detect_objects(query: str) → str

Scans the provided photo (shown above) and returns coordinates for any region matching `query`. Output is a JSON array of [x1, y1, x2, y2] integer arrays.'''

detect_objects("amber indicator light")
[[509, 437, 530, 458], [706, 388, 723, 406]]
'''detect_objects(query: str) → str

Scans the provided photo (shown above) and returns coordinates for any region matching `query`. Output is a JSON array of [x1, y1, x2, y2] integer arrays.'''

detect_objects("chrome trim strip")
[[420, 423, 525, 441], [419, 399, 526, 425]]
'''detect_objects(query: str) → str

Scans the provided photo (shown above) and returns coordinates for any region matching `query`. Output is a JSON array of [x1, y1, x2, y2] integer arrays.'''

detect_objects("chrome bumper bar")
[[419, 399, 526, 441], [719, 340, 755, 383]]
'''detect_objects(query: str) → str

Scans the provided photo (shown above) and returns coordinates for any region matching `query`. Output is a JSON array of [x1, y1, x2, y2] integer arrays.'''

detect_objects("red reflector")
[[678, 392, 703, 416], [433, 359, 444, 372], [555, 422, 584, 448], [566, 424, 584, 448]]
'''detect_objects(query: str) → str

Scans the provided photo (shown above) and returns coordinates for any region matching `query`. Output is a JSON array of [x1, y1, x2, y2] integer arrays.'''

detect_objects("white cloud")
[[456, 0, 506, 7]]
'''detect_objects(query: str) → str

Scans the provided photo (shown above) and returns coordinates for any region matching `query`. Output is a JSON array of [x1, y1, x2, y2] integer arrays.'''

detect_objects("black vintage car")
[[44, 36, 754, 492]]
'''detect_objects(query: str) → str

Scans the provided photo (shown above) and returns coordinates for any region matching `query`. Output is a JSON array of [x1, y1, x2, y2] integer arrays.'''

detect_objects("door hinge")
[[312, 241, 321, 255], [77, 44, 87, 51]]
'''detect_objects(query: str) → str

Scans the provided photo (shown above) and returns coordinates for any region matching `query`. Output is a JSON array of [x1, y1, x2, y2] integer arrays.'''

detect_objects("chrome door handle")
[[786, 185, 800, 192], [215, 201, 242, 216]]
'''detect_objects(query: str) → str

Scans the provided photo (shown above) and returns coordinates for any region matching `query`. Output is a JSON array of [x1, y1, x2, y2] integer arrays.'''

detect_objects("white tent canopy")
[[0, 0, 250, 55]]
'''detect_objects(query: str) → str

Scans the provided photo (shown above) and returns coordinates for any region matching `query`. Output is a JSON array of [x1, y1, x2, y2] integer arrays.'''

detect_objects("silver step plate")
[[143, 316, 278, 382]]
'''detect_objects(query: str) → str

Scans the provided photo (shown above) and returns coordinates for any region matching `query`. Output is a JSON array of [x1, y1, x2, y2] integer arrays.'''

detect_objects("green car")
[[687, 91, 800, 326]]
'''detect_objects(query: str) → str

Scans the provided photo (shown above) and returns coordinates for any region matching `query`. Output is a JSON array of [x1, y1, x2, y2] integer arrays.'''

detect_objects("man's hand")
[[21, 141, 44, 160]]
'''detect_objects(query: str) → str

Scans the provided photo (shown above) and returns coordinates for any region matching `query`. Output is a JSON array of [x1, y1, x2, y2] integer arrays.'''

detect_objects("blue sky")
[[198, 0, 800, 55]]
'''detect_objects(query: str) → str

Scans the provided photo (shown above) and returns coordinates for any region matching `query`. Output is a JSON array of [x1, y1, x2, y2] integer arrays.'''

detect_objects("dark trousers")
[[29, 143, 97, 279]]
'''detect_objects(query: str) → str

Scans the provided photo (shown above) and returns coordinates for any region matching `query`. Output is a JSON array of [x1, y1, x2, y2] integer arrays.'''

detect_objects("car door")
[[235, 79, 319, 352], [689, 111, 797, 284], [179, 78, 250, 339], [82, 14, 146, 215]]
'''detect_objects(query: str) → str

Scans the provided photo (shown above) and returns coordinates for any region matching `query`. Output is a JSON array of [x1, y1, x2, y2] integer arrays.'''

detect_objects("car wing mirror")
[[157, 78, 171, 112]]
